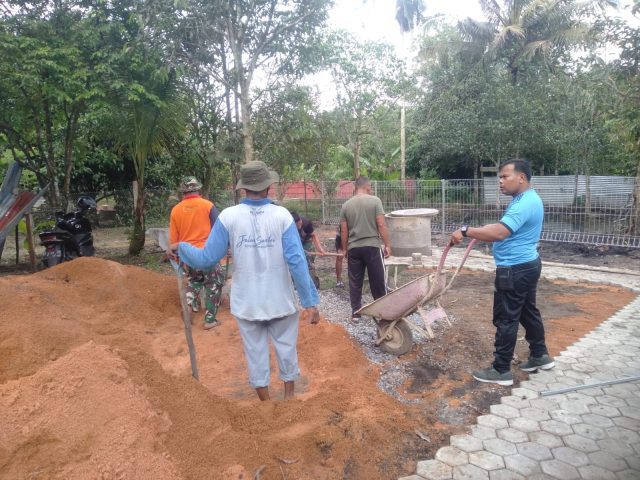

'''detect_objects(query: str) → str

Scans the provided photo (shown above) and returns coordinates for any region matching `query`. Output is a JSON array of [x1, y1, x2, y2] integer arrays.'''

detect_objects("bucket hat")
[[179, 176, 202, 193], [235, 161, 279, 191]]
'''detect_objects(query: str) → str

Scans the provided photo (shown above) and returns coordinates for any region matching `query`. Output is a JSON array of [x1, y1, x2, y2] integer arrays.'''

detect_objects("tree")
[[329, 32, 407, 178], [458, 0, 615, 85], [188, 0, 330, 164], [0, 0, 103, 208]]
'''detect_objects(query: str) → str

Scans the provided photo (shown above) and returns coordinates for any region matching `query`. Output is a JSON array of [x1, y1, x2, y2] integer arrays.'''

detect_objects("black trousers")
[[492, 257, 549, 373], [348, 246, 387, 316]]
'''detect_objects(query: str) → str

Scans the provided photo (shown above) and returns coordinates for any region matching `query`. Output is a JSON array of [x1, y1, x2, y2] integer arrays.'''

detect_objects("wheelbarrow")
[[355, 240, 477, 355]]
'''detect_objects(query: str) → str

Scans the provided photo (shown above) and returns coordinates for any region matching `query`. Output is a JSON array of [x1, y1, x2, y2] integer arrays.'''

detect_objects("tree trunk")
[[62, 105, 80, 207], [239, 82, 254, 164], [43, 99, 62, 209], [353, 138, 361, 179], [128, 180, 146, 254]]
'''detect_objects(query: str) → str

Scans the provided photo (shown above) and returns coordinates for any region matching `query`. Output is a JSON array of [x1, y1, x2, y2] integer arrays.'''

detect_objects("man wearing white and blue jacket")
[[171, 161, 320, 401], [450, 158, 554, 387]]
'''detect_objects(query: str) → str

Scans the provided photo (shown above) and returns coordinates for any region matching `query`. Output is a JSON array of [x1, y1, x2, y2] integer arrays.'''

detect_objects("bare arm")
[[310, 232, 326, 254], [375, 214, 391, 257], [450, 223, 511, 245], [340, 219, 348, 253]]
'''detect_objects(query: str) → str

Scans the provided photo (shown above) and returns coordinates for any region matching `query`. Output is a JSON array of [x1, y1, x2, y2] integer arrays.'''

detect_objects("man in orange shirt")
[[168, 177, 225, 330]]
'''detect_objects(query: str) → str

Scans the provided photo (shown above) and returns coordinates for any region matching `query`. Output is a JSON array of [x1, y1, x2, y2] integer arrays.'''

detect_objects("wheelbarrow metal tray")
[[356, 272, 445, 321]]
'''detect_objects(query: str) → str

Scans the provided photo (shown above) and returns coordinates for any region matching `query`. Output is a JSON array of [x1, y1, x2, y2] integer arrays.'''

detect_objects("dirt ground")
[[0, 225, 638, 479]]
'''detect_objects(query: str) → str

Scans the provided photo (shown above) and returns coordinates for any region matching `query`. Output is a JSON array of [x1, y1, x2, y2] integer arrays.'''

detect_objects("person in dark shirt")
[[291, 212, 325, 288]]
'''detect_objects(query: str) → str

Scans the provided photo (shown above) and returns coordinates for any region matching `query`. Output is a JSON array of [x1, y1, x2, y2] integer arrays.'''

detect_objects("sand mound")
[[0, 341, 180, 479], [0, 258, 424, 479]]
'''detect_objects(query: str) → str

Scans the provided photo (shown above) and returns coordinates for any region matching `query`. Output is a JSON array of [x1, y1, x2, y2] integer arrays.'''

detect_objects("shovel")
[[156, 231, 199, 381]]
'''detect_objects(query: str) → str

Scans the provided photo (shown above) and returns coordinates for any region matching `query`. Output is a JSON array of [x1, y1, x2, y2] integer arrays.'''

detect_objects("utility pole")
[[400, 105, 406, 181]]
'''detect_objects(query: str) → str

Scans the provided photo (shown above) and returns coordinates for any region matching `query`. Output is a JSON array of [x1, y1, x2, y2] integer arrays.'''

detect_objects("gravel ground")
[[317, 286, 451, 403]]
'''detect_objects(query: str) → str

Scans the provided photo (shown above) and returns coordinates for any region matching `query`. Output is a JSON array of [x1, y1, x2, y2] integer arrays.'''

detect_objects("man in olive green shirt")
[[340, 176, 391, 321]]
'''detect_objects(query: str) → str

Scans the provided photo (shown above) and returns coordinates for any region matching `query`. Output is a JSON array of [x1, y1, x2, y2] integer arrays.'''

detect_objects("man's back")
[[341, 194, 384, 250], [169, 196, 213, 248], [218, 200, 298, 320]]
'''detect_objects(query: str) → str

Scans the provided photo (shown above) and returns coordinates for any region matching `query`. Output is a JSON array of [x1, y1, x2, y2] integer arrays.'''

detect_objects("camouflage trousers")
[[184, 263, 226, 323]]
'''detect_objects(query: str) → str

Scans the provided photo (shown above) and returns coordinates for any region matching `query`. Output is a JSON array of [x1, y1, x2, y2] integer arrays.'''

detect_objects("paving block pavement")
[[400, 254, 640, 480]]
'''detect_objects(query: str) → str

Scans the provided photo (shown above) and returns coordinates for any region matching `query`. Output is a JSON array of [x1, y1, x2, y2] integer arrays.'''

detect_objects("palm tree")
[[112, 67, 187, 254], [458, 0, 613, 85]]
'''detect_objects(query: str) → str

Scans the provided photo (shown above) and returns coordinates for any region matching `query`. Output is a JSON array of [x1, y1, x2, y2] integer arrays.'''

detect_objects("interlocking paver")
[[452, 463, 489, 479], [549, 410, 582, 425], [577, 465, 617, 480], [597, 438, 637, 457], [528, 431, 563, 449], [582, 412, 615, 428], [625, 396, 640, 408], [468, 451, 504, 471], [519, 380, 548, 392], [436, 447, 468, 467], [619, 406, 640, 421], [616, 469, 640, 479], [471, 425, 497, 440], [510, 387, 538, 399], [450, 434, 483, 453], [496, 428, 528, 444], [540, 419, 574, 436], [589, 404, 621, 418], [490, 404, 520, 420], [500, 396, 530, 409], [416, 459, 452, 479], [613, 415, 640, 430], [504, 454, 541, 476], [520, 407, 551, 422], [540, 459, 580, 479], [483, 438, 517, 456], [398, 476, 424, 480], [399, 267, 640, 480], [508, 417, 540, 433], [558, 400, 592, 415], [528, 398, 560, 411], [488, 469, 525, 480], [572, 422, 607, 440], [551, 446, 589, 467], [605, 426, 640, 444], [516, 442, 553, 461], [587, 450, 629, 472], [477, 415, 509, 430]]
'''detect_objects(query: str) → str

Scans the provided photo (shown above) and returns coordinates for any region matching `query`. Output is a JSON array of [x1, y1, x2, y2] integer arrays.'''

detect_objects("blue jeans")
[[492, 257, 549, 373]]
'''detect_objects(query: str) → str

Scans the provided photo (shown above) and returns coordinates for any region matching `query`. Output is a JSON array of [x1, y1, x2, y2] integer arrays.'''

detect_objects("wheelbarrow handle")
[[438, 239, 477, 296]]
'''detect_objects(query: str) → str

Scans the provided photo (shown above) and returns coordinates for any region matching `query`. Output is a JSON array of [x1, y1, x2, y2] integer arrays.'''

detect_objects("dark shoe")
[[203, 320, 220, 330], [472, 366, 514, 386], [519, 354, 555, 372], [350, 314, 361, 323]]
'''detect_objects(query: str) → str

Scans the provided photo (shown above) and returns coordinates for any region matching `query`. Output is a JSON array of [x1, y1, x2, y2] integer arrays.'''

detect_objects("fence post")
[[441, 179, 446, 234], [321, 180, 326, 224]]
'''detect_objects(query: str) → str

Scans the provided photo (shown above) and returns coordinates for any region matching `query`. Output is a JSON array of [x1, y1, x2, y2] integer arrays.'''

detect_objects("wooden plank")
[[25, 213, 36, 271]]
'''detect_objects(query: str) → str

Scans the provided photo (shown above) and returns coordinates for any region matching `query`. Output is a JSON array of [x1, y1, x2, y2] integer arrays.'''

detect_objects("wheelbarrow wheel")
[[376, 319, 413, 356]]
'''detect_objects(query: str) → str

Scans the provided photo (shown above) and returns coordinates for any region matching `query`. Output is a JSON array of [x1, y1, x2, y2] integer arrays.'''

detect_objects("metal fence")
[[320, 176, 640, 249], [24, 175, 639, 250]]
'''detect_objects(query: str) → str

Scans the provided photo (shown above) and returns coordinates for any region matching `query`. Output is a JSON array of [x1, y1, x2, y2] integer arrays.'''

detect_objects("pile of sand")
[[0, 258, 425, 479]]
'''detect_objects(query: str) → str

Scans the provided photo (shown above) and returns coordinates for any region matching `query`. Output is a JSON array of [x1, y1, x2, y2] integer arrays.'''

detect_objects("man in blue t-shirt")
[[450, 158, 554, 386]]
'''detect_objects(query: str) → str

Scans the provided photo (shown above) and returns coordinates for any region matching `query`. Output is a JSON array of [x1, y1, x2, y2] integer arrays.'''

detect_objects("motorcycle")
[[39, 196, 97, 267]]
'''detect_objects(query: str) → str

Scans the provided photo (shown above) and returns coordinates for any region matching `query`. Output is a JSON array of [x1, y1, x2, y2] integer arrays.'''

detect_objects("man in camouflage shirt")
[[169, 177, 225, 329]]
